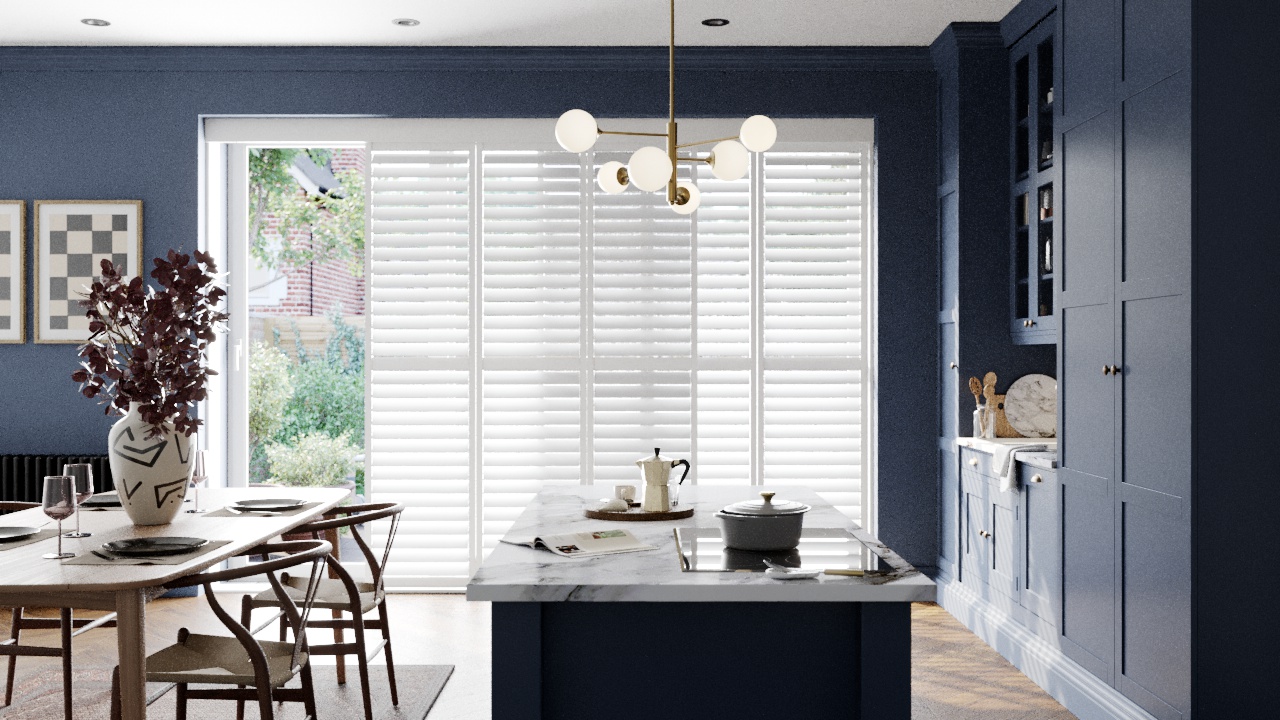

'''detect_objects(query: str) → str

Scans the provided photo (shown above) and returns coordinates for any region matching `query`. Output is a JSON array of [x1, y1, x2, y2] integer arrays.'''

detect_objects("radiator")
[[0, 455, 114, 503]]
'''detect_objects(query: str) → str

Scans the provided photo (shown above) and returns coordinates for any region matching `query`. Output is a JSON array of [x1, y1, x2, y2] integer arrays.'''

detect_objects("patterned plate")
[[1004, 374, 1057, 438], [0, 527, 42, 542], [102, 537, 209, 557]]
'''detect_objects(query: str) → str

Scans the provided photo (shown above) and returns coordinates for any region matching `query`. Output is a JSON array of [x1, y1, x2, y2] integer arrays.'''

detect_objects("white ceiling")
[[1, 1, 1020, 47]]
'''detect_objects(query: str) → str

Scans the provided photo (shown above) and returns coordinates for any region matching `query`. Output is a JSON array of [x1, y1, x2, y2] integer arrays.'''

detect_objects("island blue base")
[[492, 601, 911, 720]]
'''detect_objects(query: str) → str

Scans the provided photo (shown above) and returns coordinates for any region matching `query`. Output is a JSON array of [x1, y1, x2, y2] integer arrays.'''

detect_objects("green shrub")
[[265, 431, 359, 487], [249, 342, 293, 443]]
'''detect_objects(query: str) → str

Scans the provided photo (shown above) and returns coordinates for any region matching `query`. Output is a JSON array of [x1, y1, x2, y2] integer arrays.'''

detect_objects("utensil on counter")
[[636, 448, 692, 511], [226, 507, 282, 517], [761, 557, 820, 580], [969, 377, 983, 407], [715, 491, 811, 551]]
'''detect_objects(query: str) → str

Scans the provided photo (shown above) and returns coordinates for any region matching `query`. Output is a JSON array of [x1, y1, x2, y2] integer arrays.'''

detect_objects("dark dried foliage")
[[72, 249, 229, 437]]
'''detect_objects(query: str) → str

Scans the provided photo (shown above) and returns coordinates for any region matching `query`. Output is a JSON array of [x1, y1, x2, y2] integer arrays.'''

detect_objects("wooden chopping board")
[[983, 371, 1023, 438]]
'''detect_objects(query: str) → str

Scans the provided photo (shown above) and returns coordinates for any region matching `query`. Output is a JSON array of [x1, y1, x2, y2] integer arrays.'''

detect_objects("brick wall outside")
[[250, 148, 366, 318]]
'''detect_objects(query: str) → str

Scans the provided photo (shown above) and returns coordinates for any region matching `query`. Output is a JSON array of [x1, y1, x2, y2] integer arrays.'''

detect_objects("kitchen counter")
[[467, 486, 933, 603], [955, 436, 1058, 469], [469, 486, 929, 720]]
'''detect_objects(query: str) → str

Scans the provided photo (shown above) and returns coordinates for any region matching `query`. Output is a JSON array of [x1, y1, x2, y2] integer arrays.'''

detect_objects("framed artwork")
[[0, 201, 24, 343], [34, 200, 143, 344]]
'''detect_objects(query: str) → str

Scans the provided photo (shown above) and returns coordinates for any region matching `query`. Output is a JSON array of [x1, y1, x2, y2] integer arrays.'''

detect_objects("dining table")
[[0, 486, 351, 720]]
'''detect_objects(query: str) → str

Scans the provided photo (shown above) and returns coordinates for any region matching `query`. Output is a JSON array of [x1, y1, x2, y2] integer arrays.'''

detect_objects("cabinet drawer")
[[959, 447, 995, 478]]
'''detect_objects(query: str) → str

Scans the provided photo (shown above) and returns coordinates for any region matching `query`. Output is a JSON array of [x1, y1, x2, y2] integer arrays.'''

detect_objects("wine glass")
[[62, 463, 94, 538], [41, 475, 77, 560], [186, 450, 209, 513]]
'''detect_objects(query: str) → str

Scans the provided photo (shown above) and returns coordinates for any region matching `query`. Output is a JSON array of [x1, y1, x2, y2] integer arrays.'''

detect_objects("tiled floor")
[[2, 597, 1073, 719]]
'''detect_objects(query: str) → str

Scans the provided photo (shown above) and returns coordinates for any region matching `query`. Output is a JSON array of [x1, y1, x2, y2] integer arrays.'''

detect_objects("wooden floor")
[[1, 597, 1073, 720]]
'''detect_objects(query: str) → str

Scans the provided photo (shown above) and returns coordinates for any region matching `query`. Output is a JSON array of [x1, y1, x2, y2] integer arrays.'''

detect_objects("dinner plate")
[[102, 537, 209, 557], [0, 526, 42, 542], [80, 494, 122, 508], [230, 498, 306, 512]]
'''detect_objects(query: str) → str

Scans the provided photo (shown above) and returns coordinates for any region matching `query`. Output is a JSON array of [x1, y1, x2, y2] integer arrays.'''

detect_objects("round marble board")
[[1003, 374, 1057, 438]]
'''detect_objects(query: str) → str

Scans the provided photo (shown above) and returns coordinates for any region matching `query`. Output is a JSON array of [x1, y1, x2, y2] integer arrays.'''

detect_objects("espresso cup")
[[615, 485, 636, 502]]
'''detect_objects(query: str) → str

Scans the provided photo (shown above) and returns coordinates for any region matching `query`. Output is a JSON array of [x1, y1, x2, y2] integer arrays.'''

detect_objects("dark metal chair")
[[244, 502, 404, 720], [108, 538, 331, 720], [0, 501, 117, 720]]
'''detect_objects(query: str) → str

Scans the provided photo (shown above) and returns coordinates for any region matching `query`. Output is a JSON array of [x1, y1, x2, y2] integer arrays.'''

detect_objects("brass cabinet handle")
[[1030, 474, 1043, 483], [1027, 319, 1035, 327], [968, 458, 979, 467], [1103, 365, 1112, 375], [949, 361, 958, 369], [1111, 365, 1121, 375], [978, 530, 991, 538]]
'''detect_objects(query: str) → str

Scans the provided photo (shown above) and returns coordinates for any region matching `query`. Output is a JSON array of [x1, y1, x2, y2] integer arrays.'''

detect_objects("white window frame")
[[202, 117, 878, 590]]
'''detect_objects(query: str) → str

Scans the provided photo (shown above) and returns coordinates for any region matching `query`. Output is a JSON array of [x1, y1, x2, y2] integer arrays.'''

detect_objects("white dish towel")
[[993, 443, 1050, 492]]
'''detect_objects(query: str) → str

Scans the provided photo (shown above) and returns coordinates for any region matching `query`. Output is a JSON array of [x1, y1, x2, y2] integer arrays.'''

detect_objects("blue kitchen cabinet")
[[1119, 0, 1191, 98], [1058, 0, 1113, 130], [1018, 464, 1059, 632]]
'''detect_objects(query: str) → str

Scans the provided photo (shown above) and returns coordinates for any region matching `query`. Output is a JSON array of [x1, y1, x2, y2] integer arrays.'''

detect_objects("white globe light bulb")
[[555, 109, 598, 153], [710, 140, 749, 181], [671, 183, 701, 215], [627, 146, 674, 192], [597, 161, 630, 194], [739, 115, 777, 153]]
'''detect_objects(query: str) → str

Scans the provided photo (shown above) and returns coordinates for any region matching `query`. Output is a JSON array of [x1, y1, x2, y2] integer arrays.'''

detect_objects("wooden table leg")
[[114, 589, 148, 720]]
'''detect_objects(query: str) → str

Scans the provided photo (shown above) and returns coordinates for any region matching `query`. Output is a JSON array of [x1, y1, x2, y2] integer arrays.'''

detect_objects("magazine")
[[500, 528, 657, 558]]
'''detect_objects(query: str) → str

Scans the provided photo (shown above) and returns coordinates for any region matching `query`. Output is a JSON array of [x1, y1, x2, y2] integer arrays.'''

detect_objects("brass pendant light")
[[554, 0, 777, 214]]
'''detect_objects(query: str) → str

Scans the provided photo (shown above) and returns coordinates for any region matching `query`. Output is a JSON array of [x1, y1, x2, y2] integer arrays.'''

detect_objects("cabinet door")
[[1059, 0, 1114, 129], [1120, 0, 1190, 95], [988, 489, 1020, 602], [1059, 472, 1114, 681], [1020, 465, 1060, 628], [960, 474, 989, 588]]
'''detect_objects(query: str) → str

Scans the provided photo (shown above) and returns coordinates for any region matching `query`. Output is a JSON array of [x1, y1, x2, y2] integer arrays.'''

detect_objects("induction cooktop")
[[673, 526, 892, 574]]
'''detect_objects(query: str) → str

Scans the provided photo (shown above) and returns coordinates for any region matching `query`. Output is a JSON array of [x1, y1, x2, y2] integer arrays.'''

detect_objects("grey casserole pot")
[[716, 491, 811, 551]]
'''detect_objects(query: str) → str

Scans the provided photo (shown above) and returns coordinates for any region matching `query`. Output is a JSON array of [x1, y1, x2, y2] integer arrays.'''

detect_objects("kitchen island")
[[467, 486, 934, 720]]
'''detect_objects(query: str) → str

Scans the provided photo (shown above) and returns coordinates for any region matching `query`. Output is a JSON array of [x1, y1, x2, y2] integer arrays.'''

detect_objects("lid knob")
[[760, 491, 776, 503]]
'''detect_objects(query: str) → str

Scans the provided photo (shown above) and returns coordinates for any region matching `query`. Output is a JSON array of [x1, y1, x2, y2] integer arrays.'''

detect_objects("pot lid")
[[636, 447, 671, 466], [720, 492, 810, 517]]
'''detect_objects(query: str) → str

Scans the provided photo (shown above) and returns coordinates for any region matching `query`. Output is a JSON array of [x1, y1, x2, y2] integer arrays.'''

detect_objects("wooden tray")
[[584, 507, 695, 522]]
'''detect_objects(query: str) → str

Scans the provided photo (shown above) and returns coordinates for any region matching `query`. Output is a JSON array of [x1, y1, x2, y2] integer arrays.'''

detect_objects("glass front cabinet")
[[1010, 22, 1055, 345]]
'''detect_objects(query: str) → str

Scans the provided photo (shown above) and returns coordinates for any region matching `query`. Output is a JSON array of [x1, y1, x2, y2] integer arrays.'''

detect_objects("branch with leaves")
[[249, 148, 365, 277], [71, 250, 229, 437]]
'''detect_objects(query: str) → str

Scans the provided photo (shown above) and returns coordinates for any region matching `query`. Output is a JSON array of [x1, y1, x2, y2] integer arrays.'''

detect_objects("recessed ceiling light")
[[701, 18, 730, 27], [392, 18, 420, 27], [81, 18, 111, 27]]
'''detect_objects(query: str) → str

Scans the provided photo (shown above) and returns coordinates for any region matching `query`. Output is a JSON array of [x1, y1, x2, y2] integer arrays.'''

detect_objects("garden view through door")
[[245, 147, 367, 518]]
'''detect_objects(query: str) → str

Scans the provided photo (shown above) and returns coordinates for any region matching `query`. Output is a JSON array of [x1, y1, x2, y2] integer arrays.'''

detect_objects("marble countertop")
[[466, 486, 935, 604], [955, 437, 1058, 468]]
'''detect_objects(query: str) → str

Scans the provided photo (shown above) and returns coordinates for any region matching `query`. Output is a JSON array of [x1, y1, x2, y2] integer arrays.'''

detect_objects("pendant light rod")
[[598, 129, 668, 138], [669, 0, 676, 124], [677, 134, 741, 149]]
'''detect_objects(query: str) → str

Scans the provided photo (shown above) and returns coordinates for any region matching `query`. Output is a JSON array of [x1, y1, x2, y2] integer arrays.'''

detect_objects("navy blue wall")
[[0, 47, 939, 567]]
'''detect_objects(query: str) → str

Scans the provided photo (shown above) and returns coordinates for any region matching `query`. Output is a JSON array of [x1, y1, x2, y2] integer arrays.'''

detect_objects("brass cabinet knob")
[[978, 530, 991, 538], [1103, 365, 1112, 375], [949, 361, 958, 369], [1111, 365, 1121, 375], [1030, 474, 1043, 483], [968, 458, 979, 467], [1028, 319, 1035, 327]]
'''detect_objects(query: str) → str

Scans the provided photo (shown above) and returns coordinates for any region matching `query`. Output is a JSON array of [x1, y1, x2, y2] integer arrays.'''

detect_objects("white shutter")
[[480, 151, 583, 555], [368, 148, 473, 587], [590, 157, 693, 484], [762, 151, 866, 520]]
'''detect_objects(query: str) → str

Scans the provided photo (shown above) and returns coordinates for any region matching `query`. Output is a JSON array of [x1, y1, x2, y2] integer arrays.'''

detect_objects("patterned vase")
[[107, 402, 193, 526]]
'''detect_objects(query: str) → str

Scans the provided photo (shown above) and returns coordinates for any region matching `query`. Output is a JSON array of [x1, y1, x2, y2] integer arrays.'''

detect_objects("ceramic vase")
[[107, 402, 193, 526]]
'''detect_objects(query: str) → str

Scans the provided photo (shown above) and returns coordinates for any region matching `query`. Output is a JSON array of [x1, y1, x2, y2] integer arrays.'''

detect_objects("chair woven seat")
[[250, 577, 380, 614], [144, 634, 307, 687]]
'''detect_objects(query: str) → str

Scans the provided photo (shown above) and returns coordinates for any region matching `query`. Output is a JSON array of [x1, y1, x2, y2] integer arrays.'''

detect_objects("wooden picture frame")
[[0, 201, 24, 343], [34, 200, 143, 344]]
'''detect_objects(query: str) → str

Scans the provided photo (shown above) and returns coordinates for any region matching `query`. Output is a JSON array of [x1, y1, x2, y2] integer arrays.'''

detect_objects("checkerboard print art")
[[0, 201, 24, 342], [36, 201, 142, 343]]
